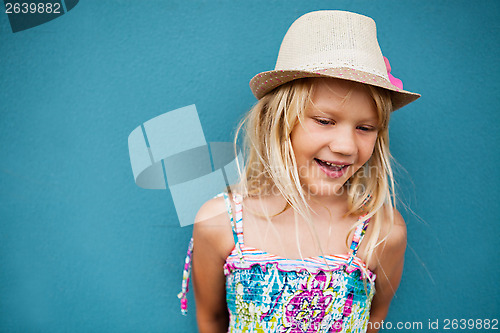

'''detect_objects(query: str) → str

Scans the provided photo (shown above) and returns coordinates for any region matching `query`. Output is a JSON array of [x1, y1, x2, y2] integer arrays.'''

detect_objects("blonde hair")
[[231, 78, 395, 285]]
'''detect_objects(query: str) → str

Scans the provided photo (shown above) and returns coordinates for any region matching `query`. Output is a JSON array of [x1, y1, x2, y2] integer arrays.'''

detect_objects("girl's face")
[[290, 78, 379, 197]]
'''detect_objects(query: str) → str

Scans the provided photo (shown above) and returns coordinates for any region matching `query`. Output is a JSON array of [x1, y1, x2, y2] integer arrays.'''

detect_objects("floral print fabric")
[[223, 193, 376, 333]]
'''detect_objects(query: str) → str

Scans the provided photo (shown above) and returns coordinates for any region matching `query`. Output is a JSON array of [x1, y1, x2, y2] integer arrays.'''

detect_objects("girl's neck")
[[256, 184, 350, 216], [304, 186, 349, 211]]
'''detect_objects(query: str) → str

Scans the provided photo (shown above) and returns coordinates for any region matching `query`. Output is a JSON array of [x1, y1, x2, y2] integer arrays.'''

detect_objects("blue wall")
[[0, 1, 498, 332]]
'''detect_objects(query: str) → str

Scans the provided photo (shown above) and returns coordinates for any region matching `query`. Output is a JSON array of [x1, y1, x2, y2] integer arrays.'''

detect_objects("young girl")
[[179, 10, 420, 333]]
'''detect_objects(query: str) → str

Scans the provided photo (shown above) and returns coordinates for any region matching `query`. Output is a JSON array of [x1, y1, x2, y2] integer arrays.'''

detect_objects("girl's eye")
[[314, 118, 333, 126], [357, 126, 376, 132]]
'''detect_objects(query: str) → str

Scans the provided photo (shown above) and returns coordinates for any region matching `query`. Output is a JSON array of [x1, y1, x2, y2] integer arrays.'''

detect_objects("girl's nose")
[[328, 127, 356, 156]]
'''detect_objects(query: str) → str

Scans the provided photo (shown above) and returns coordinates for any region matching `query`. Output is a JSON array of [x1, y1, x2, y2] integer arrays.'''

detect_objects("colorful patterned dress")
[[179, 192, 376, 333]]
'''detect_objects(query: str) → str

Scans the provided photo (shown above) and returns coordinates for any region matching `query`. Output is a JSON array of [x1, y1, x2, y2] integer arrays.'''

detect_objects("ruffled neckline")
[[225, 244, 376, 281]]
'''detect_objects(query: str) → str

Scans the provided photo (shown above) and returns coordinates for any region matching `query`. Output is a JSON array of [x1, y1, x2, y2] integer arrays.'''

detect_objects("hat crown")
[[275, 11, 388, 80]]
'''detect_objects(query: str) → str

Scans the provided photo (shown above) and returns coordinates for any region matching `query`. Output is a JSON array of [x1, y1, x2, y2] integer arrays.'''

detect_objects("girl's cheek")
[[362, 134, 378, 149]]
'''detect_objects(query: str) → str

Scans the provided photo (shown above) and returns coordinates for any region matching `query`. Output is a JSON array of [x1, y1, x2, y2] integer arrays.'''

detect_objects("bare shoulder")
[[382, 208, 407, 252], [193, 195, 235, 261], [373, 207, 407, 268], [195, 195, 229, 226]]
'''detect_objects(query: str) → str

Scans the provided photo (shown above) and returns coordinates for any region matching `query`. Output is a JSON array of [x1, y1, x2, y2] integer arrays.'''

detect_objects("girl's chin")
[[302, 182, 348, 198]]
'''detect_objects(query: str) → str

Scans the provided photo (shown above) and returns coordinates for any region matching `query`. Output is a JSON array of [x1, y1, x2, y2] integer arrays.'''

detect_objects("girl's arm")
[[192, 197, 234, 333], [367, 209, 407, 333]]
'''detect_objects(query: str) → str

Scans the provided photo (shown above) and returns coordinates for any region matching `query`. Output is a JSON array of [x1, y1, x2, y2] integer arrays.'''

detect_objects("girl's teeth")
[[325, 161, 344, 167]]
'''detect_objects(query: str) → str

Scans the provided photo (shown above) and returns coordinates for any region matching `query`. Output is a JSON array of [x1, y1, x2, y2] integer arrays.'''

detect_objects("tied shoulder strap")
[[345, 214, 371, 270], [178, 192, 225, 315], [178, 192, 244, 315], [177, 237, 193, 315], [333, 215, 372, 331]]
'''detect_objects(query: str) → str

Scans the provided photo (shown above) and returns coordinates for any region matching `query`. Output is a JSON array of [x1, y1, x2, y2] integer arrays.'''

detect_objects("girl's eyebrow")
[[307, 103, 341, 116], [354, 112, 379, 123], [308, 106, 378, 123]]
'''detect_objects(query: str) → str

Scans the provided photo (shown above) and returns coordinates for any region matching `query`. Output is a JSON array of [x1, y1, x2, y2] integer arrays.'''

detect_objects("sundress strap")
[[222, 192, 245, 263], [177, 237, 193, 315], [345, 215, 371, 269], [221, 192, 244, 246]]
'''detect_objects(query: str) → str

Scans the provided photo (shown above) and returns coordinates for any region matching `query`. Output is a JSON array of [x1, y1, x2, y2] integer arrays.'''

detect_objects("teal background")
[[0, 1, 498, 332]]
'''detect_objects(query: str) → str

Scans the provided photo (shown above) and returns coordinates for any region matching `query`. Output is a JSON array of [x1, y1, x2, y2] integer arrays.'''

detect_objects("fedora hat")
[[249, 10, 420, 110]]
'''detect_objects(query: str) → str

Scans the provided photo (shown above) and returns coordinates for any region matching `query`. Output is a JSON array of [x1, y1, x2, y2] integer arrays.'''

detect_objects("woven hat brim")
[[249, 67, 420, 111]]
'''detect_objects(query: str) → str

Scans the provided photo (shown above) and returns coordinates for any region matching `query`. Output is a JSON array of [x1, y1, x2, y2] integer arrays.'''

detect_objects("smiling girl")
[[179, 10, 420, 333]]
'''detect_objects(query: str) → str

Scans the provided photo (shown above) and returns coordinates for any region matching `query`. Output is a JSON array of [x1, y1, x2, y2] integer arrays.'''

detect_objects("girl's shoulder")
[[194, 195, 230, 226], [372, 207, 407, 268], [383, 208, 407, 249], [192, 194, 235, 261], [359, 207, 407, 270]]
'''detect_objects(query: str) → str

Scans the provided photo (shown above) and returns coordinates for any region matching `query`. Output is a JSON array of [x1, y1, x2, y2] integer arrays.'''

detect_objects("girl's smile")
[[290, 78, 379, 197], [313, 158, 351, 179]]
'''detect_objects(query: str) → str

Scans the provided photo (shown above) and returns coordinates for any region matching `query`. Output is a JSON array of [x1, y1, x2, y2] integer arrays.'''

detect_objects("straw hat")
[[249, 10, 420, 110]]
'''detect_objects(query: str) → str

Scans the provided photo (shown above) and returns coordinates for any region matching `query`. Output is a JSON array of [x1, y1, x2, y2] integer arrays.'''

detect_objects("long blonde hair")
[[232, 78, 395, 283]]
